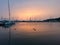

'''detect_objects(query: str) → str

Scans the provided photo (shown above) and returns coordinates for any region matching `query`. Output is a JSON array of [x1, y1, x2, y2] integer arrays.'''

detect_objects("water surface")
[[0, 22, 60, 45]]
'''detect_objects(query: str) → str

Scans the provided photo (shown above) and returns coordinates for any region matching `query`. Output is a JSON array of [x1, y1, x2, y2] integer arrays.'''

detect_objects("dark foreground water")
[[0, 22, 60, 45]]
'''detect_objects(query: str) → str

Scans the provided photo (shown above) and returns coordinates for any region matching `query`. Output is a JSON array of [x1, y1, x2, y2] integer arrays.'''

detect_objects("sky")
[[0, 0, 60, 20]]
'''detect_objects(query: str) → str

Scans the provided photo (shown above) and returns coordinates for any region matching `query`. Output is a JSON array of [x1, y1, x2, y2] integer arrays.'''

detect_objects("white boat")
[[4, 21, 15, 25]]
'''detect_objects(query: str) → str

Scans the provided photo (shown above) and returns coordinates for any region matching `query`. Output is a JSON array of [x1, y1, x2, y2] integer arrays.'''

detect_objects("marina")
[[0, 0, 60, 45]]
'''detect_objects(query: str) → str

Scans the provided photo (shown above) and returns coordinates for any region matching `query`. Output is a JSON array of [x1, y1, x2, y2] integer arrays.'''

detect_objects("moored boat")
[[0, 20, 15, 26]]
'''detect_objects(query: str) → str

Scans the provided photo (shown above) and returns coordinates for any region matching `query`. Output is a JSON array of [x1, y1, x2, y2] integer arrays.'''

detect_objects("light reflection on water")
[[0, 22, 60, 45]]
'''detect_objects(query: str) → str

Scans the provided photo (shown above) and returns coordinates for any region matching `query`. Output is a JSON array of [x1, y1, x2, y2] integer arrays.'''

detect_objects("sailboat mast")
[[8, 0, 10, 20]]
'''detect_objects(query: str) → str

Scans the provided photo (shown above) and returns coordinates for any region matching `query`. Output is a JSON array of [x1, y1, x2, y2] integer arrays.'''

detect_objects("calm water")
[[0, 22, 60, 45]]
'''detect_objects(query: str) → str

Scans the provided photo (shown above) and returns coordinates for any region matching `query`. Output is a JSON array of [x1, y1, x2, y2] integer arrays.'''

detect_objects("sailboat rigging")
[[0, 0, 15, 26]]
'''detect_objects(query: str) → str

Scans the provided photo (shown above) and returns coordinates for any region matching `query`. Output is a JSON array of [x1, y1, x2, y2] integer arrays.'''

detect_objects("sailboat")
[[4, 0, 15, 25], [0, 0, 15, 26]]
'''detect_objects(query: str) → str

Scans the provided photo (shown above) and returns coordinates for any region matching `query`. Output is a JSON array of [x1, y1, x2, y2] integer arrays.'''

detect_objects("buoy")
[[14, 28, 16, 30], [33, 28, 36, 31]]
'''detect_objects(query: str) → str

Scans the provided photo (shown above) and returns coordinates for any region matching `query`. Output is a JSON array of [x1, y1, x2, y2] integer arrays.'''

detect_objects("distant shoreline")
[[15, 21, 60, 22], [15, 17, 60, 22]]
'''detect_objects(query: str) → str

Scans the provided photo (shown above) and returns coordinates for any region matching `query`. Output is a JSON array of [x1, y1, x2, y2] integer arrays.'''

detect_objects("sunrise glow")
[[0, 0, 60, 20]]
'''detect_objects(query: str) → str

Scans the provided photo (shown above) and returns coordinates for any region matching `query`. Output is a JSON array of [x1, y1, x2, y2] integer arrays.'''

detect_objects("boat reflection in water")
[[0, 20, 15, 45]]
